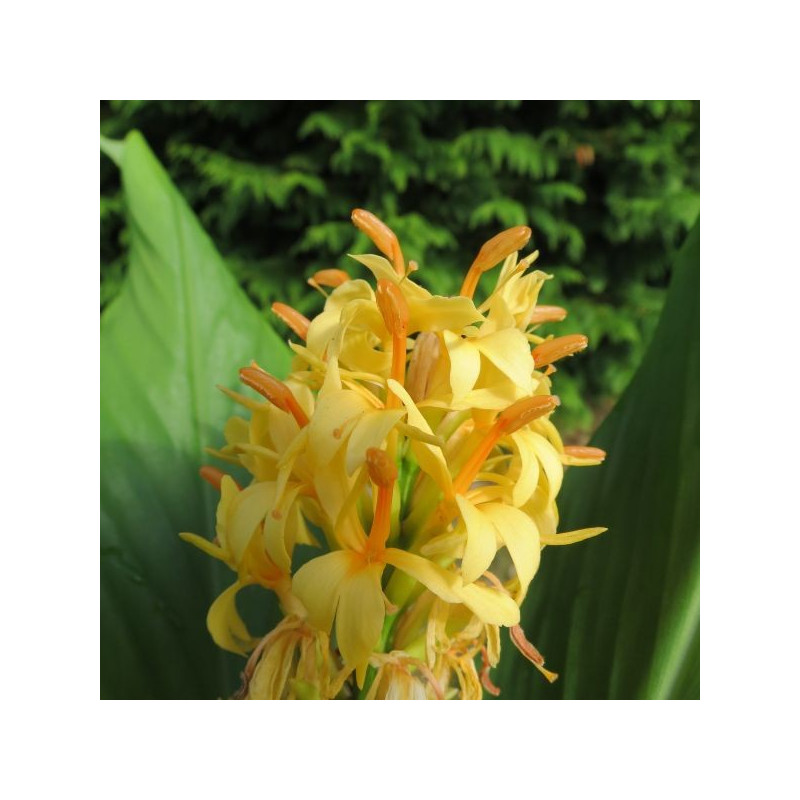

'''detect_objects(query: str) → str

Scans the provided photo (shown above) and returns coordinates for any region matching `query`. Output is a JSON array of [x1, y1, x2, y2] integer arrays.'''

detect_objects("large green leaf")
[[100, 131, 291, 698], [496, 221, 699, 699]]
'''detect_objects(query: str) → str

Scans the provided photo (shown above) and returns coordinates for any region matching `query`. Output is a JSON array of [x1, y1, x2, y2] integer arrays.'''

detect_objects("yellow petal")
[[529, 432, 564, 504], [335, 562, 385, 682], [540, 527, 607, 546], [349, 254, 429, 302], [207, 580, 256, 656], [408, 295, 483, 333], [457, 582, 520, 627], [228, 482, 276, 563], [443, 330, 481, 397], [308, 389, 369, 466], [482, 503, 540, 600], [262, 484, 302, 573], [456, 495, 499, 584], [384, 549, 462, 603], [179, 532, 229, 564], [215, 475, 239, 551], [345, 408, 405, 474], [474, 328, 535, 392], [387, 379, 453, 495], [292, 550, 356, 633], [510, 429, 541, 507]]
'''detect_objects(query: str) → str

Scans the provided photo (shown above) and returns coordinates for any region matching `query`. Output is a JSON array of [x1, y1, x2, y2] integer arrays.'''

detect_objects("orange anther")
[[351, 208, 405, 276], [308, 268, 350, 288], [496, 394, 561, 435], [460, 226, 532, 298], [239, 367, 310, 427], [532, 334, 588, 368], [271, 302, 310, 341], [530, 305, 568, 324], [199, 466, 232, 491], [563, 445, 607, 462], [365, 447, 399, 488]]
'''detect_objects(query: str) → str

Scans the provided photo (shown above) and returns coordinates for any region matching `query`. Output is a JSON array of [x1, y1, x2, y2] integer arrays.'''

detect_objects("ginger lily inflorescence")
[[181, 210, 606, 699]]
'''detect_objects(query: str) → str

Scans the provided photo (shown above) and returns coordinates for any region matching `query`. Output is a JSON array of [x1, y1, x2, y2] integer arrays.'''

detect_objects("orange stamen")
[[376, 278, 409, 407], [308, 268, 350, 288], [239, 367, 310, 427], [563, 445, 607, 462], [460, 226, 532, 298], [351, 208, 405, 276], [452, 396, 559, 496], [271, 302, 310, 341], [199, 465, 238, 491], [532, 334, 588, 368], [365, 448, 398, 556], [530, 305, 568, 324]]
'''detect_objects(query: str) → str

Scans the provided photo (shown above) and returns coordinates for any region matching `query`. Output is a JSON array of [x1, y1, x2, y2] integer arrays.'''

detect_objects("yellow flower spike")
[[351, 208, 405, 276], [239, 366, 310, 427], [375, 278, 410, 407], [271, 302, 310, 341], [460, 225, 532, 299], [532, 334, 589, 368], [530, 305, 568, 324], [187, 211, 608, 698]]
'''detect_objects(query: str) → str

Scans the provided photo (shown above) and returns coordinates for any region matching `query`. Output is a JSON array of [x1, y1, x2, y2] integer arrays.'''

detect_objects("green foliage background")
[[101, 100, 699, 433]]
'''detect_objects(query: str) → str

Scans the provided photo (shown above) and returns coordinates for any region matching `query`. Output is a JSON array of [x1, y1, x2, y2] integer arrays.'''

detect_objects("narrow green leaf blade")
[[100, 131, 291, 698], [496, 222, 700, 699]]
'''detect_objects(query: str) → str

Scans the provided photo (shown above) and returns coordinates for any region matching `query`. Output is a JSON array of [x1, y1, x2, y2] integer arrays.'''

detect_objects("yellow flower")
[[183, 208, 607, 699]]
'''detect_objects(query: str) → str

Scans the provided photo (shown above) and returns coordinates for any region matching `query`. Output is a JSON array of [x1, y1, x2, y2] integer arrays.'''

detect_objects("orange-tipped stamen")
[[530, 305, 568, 324], [452, 395, 560, 495], [376, 278, 409, 407], [366, 447, 398, 556], [509, 625, 558, 683], [351, 208, 405, 276], [199, 465, 237, 491], [532, 334, 588, 368], [460, 226, 532, 298], [239, 367, 310, 427], [563, 445, 607, 462], [271, 302, 310, 341], [308, 268, 350, 288]]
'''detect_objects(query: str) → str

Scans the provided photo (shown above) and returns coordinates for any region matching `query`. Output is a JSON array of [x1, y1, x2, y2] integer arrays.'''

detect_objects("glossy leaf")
[[100, 131, 291, 698], [495, 222, 700, 699]]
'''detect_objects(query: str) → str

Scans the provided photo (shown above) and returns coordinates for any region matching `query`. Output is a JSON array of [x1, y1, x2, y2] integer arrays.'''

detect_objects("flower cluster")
[[182, 210, 606, 699]]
